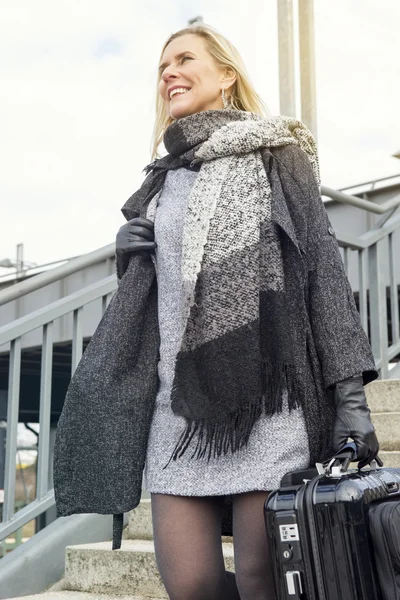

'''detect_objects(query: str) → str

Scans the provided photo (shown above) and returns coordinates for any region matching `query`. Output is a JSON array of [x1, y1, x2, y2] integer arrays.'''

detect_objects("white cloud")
[[0, 0, 399, 269]]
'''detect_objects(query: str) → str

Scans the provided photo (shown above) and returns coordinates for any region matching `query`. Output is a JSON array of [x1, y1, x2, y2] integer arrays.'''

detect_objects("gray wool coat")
[[53, 142, 378, 544]]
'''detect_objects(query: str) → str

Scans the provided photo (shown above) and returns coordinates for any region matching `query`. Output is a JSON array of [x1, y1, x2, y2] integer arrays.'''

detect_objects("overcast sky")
[[1, 0, 399, 270]]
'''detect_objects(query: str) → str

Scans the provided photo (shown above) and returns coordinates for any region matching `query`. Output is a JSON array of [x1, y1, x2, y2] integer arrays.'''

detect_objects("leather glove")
[[115, 217, 157, 279], [332, 374, 379, 468]]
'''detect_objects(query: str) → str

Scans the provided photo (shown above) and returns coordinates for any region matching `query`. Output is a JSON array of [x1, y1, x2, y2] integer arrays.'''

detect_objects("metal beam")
[[277, 0, 296, 117], [298, 0, 318, 140]]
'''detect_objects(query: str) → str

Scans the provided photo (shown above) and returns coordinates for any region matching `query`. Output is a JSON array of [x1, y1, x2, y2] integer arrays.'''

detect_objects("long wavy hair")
[[150, 24, 270, 160]]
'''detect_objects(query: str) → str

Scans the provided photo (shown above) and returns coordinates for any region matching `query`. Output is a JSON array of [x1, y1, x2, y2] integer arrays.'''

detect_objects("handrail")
[[321, 186, 400, 214], [0, 243, 115, 307], [0, 254, 81, 282], [0, 275, 117, 346], [338, 172, 400, 192], [335, 213, 400, 251]]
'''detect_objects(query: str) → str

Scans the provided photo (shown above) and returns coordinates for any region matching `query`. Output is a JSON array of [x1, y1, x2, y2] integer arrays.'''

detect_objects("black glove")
[[332, 374, 379, 468], [115, 217, 157, 279]]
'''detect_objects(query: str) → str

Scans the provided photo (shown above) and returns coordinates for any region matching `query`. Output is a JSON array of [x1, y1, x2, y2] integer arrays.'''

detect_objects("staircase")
[[2, 379, 399, 600], [2, 501, 235, 599]]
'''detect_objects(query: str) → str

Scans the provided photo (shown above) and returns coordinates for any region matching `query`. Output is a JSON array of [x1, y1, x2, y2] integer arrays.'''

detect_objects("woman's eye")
[[159, 56, 192, 75]]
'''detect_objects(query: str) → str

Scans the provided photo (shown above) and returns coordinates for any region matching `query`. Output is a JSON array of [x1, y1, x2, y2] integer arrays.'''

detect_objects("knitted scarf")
[[121, 108, 320, 467]]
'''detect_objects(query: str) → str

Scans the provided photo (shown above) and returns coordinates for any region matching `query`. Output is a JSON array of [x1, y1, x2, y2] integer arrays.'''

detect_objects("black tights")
[[151, 491, 276, 600]]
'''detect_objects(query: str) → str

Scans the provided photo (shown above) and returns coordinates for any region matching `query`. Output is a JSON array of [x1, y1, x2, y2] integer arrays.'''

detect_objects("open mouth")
[[169, 88, 191, 100]]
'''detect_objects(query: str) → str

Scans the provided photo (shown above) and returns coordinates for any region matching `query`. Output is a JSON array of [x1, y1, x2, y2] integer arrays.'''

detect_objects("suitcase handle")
[[321, 442, 384, 476], [329, 442, 358, 472]]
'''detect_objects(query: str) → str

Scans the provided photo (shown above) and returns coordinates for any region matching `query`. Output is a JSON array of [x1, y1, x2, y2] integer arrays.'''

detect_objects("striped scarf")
[[122, 108, 320, 466]]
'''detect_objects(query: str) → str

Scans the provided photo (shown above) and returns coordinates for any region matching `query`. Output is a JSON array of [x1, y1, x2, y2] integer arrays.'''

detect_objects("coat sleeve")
[[303, 167, 378, 388]]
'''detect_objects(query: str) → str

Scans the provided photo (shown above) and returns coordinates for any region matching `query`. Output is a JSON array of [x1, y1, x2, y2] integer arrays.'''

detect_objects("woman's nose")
[[162, 65, 179, 83]]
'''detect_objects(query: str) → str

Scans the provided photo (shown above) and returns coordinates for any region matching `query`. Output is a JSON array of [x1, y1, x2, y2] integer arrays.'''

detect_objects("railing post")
[[389, 232, 400, 348], [71, 307, 83, 375], [102, 292, 113, 315], [369, 240, 389, 378], [36, 323, 54, 499], [2, 338, 21, 526], [343, 247, 349, 274], [358, 249, 368, 334]]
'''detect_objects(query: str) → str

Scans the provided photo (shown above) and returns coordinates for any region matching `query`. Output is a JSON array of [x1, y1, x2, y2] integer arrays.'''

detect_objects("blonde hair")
[[150, 24, 270, 160]]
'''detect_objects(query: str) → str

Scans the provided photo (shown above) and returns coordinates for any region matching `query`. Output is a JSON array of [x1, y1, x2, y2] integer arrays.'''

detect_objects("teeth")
[[170, 87, 190, 99]]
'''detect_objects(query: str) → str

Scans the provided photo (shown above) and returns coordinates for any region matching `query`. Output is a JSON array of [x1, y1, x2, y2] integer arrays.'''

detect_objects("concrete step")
[[379, 451, 400, 468], [126, 500, 152, 541], [366, 379, 400, 413], [4, 593, 157, 600], [63, 539, 235, 598], [371, 412, 400, 451]]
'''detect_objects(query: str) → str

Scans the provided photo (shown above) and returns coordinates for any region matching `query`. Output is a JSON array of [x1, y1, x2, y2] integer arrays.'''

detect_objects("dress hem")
[[143, 484, 279, 496]]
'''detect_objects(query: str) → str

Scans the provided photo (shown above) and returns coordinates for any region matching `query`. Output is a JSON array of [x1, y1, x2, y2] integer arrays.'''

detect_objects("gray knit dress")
[[143, 165, 310, 496]]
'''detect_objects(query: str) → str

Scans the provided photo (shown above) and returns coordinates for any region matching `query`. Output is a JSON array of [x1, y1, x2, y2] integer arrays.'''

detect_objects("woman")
[[114, 24, 379, 600], [53, 23, 379, 600]]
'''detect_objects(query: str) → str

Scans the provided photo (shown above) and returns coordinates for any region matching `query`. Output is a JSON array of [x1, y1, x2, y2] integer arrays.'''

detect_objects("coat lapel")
[[261, 148, 304, 258]]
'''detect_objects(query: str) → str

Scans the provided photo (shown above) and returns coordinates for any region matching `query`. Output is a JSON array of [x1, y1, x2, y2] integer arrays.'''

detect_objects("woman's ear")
[[221, 67, 237, 90]]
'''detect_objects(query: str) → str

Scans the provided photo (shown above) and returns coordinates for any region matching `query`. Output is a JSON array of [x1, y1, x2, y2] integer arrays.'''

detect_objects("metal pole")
[[298, 0, 318, 140], [188, 16, 203, 25], [277, 0, 296, 117], [16, 244, 24, 278], [0, 422, 6, 517]]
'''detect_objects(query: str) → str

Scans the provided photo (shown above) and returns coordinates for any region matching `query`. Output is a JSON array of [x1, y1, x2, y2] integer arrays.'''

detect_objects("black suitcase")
[[264, 443, 400, 599]]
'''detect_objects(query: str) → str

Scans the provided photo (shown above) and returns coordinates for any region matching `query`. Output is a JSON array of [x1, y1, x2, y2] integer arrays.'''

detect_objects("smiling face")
[[158, 33, 236, 120]]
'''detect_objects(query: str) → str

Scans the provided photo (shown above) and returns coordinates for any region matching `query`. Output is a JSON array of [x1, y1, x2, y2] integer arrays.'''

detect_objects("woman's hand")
[[115, 217, 157, 278], [116, 217, 157, 255], [332, 374, 379, 468]]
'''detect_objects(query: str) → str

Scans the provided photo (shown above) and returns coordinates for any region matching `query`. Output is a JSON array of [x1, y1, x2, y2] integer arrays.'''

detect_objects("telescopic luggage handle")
[[330, 441, 358, 471], [318, 442, 383, 476]]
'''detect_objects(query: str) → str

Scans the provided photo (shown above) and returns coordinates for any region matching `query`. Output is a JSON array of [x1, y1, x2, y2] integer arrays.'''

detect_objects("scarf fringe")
[[262, 361, 300, 415], [162, 361, 301, 469]]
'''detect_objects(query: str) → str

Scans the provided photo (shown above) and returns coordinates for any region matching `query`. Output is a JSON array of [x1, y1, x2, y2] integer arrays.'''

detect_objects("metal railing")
[[0, 275, 117, 546], [0, 183, 400, 553], [0, 243, 114, 307], [337, 172, 400, 194], [321, 185, 400, 215], [322, 185, 400, 379], [339, 216, 400, 377], [0, 254, 81, 282]]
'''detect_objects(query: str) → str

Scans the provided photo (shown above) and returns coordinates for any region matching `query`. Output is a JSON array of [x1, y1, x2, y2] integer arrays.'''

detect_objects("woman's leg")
[[232, 491, 276, 600], [151, 493, 240, 600]]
